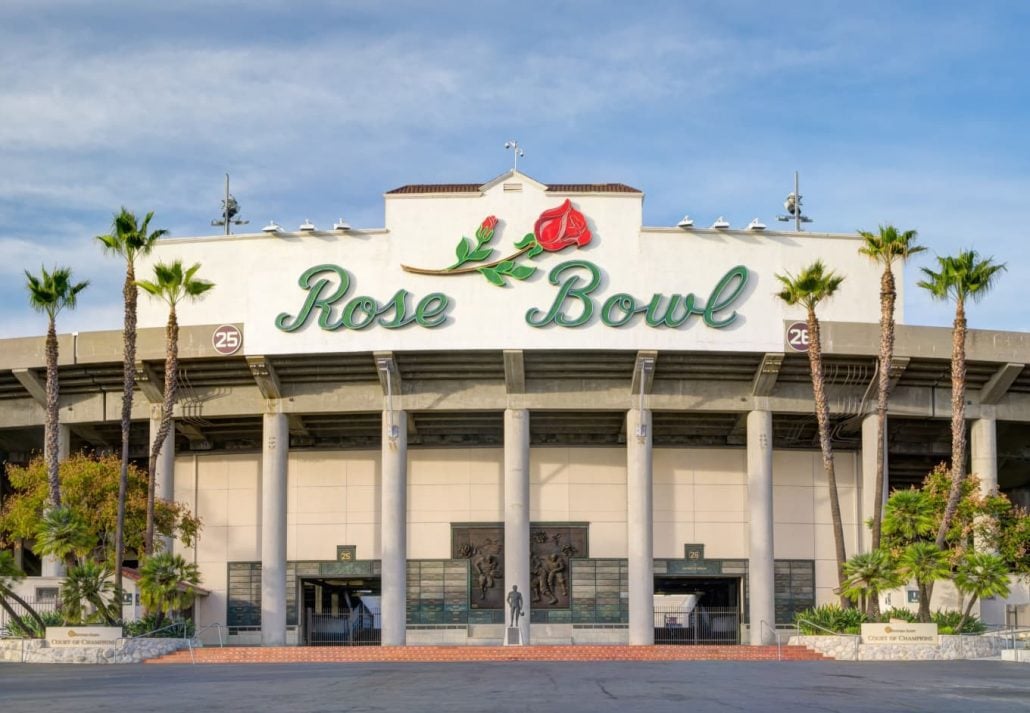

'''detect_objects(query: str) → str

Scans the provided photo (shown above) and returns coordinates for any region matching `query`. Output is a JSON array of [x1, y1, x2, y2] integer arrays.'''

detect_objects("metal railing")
[[794, 618, 860, 658], [128, 620, 190, 639], [654, 607, 739, 645], [305, 608, 381, 646], [0, 598, 60, 638], [759, 620, 783, 660], [187, 623, 227, 663]]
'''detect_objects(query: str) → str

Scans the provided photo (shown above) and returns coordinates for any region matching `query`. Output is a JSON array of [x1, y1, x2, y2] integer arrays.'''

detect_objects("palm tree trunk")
[[807, 308, 849, 607], [936, 298, 967, 548], [918, 583, 931, 623], [145, 306, 178, 555], [956, 594, 978, 634], [114, 263, 137, 606], [871, 267, 895, 553], [0, 584, 48, 637], [44, 319, 62, 508]]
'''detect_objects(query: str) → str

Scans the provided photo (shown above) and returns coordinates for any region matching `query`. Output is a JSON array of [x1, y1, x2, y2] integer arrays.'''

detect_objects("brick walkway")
[[147, 644, 827, 664]]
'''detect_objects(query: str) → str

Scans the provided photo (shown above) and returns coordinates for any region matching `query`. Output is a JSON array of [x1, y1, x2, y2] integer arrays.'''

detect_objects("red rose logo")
[[481, 216, 498, 231], [533, 199, 591, 251]]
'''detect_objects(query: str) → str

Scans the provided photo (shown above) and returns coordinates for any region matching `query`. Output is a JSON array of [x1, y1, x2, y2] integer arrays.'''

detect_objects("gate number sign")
[[786, 321, 809, 352], [212, 324, 243, 355]]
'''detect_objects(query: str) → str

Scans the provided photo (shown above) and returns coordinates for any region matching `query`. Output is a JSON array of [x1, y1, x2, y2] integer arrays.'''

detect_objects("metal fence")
[[0, 598, 60, 637], [654, 607, 740, 645], [304, 608, 381, 646]]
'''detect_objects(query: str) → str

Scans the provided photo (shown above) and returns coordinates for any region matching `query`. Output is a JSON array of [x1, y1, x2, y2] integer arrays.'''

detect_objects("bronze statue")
[[507, 585, 523, 627]]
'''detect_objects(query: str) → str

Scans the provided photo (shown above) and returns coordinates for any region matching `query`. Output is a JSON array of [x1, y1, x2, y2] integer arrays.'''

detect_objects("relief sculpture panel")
[[451, 523, 588, 610]]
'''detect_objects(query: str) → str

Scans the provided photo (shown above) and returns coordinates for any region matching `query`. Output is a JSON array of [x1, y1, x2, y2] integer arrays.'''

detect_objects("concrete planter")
[[788, 634, 1002, 661], [0, 636, 187, 664]]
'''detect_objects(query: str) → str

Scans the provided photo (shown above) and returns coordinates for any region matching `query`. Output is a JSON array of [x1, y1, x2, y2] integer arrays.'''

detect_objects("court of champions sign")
[[860, 622, 938, 644], [46, 627, 123, 646]]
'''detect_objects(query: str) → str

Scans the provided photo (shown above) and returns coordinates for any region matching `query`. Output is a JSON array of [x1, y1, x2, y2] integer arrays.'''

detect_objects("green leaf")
[[469, 248, 493, 262], [453, 237, 472, 265], [495, 260, 515, 273], [509, 265, 536, 280], [514, 233, 536, 249], [527, 244, 544, 259], [478, 267, 506, 286]]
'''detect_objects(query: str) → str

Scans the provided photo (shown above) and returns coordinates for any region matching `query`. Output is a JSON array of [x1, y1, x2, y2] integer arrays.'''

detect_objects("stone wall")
[[0, 637, 186, 664], [789, 634, 1002, 661]]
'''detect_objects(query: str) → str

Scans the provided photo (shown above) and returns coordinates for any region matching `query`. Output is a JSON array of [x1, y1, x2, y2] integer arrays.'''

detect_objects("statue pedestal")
[[505, 626, 522, 646]]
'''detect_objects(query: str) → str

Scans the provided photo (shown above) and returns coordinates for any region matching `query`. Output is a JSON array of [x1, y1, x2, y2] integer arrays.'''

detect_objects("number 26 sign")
[[785, 321, 809, 352], [212, 324, 243, 355]]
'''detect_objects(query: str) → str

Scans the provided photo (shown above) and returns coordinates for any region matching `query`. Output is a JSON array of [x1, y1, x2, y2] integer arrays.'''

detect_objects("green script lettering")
[[525, 260, 600, 327]]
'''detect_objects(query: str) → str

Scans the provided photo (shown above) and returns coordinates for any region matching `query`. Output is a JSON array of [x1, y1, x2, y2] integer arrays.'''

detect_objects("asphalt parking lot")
[[1, 660, 1028, 713]]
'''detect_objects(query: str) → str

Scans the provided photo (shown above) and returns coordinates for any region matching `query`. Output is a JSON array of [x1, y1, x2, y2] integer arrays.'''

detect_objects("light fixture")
[[376, 357, 400, 442], [711, 216, 730, 229], [333, 218, 352, 232], [262, 220, 282, 233], [299, 219, 316, 232], [635, 357, 654, 441], [676, 215, 694, 229], [746, 218, 767, 231]]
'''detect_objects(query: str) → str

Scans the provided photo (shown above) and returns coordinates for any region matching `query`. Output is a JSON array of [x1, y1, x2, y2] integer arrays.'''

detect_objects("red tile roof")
[[386, 182, 642, 195]]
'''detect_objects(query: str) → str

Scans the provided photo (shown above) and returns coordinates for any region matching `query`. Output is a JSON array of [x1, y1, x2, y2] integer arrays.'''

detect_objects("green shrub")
[[879, 608, 918, 623], [794, 605, 868, 634], [5, 610, 64, 638], [123, 613, 193, 638], [931, 609, 986, 634]]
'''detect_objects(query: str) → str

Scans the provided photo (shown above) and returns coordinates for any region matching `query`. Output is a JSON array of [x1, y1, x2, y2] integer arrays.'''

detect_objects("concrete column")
[[504, 409, 531, 644], [747, 410, 775, 645], [260, 412, 288, 647], [381, 410, 408, 646], [626, 408, 653, 646], [971, 413, 998, 497], [860, 414, 887, 554], [41, 425, 74, 577], [149, 413, 176, 553]]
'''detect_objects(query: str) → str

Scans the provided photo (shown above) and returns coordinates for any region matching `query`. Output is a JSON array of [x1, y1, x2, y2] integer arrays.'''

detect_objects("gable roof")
[[386, 171, 641, 195]]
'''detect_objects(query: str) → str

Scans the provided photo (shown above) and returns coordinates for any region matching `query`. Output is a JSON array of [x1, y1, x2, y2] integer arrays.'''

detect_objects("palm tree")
[[918, 251, 1006, 548], [776, 260, 849, 605], [96, 208, 168, 606], [953, 551, 1011, 632], [61, 561, 117, 625], [24, 266, 89, 507], [898, 542, 950, 622], [882, 488, 936, 543], [137, 261, 214, 554], [0, 551, 47, 636], [34, 506, 94, 571], [841, 549, 902, 616], [857, 226, 924, 557], [138, 552, 201, 628]]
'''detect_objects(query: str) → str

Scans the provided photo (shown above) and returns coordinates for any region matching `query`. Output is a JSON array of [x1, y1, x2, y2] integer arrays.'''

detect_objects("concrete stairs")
[[147, 644, 829, 664]]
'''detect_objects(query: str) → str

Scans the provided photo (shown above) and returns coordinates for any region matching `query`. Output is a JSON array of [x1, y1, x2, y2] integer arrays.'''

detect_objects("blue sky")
[[1, 1, 1028, 338]]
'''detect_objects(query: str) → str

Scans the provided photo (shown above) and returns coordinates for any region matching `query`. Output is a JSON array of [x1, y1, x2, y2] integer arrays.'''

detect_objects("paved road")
[[1, 660, 1028, 712]]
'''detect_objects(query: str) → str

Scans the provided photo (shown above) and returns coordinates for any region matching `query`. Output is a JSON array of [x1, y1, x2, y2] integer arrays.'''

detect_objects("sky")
[[1, 0, 1028, 338]]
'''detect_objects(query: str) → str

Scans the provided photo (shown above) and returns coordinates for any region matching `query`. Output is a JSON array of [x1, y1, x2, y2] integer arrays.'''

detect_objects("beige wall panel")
[[653, 482, 693, 515], [653, 521, 695, 558], [291, 453, 345, 488], [225, 525, 260, 561], [197, 457, 229, 490], [226, 455, 259, 490], [291, 524, 345, 561], [772, 523, 816, 559], [531, 450, 571, 485], [814, 559, 841, 605], [467, 449, 503, 484], [813, 452, 858, 487], [227, 489, 259, 526], [197, 525, 227, 563], [694, 522, 746, 558], [198, 488, 229, 527], [588, 522, 627, 557], [695, 510, 747, 524], [409, 522, 451, 559], [346, 485, 379, 520], [568, 482, 626, 513], [653, 449, 693, 484], [567, 449, 626, 483], [773, 485, 815, 524], [691, 449, 746, 484], [410, 483, 472, 512], [345, 453, 380, 486], [468, 483, 504, 519], [813, 486, 858, 525], [693, 483, 746, 513], [345, 522, 378, 560], [408, 449, 462, 485], [813, 523, 859, 561], [772, 451, 815, 486], [293, 486, 347, 514]]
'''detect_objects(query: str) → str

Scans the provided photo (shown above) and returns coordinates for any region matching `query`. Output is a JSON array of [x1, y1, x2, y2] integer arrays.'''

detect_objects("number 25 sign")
[[785, 321, 809, 352], [212, 324, 243, 356]]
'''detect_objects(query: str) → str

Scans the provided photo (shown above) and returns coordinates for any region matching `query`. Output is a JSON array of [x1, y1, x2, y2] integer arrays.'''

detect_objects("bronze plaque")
[[451, 523, 588, 610]]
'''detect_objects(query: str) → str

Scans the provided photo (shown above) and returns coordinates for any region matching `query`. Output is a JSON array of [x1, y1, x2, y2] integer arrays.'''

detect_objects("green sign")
[[276, 260, 750, 333]]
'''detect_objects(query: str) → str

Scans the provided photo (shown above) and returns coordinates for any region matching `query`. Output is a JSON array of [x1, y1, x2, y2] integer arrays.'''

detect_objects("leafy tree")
[[953, 552, 1011, 633], [776, 260, 848, 605], [917, 251, 1005, 547], [842, 549, 902, 616], [0, 454, 200, 566], [24, 266, 89, 507], [137, 261, 214, 554], [138, 552, 201, 628], [61, 561, 117, 626], [857, 225, 924, 562], [898, 542, 950, 622], [34, 506, 94, 571], [882, 489, 936, 542], [0, 550, 47, 637], [96, 208, 168, 604]]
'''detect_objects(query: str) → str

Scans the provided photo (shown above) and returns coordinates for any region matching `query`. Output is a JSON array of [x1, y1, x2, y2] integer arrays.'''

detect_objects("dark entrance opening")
[[653, 576, 741, 645], [299, 577, 381, 646]]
